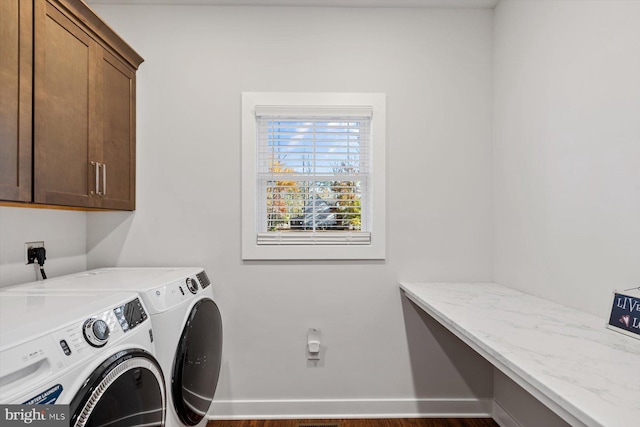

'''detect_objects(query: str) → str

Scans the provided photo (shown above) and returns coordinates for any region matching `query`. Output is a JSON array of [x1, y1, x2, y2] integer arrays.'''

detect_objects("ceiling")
[[85, 0, 499, 8]]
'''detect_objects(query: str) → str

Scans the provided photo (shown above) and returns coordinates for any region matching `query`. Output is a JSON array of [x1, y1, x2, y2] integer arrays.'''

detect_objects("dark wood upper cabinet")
[[0, 0, 33, 202], [34, 1, 96, 207], [98, 50, 137, 210], [1, 0, 143, 210]]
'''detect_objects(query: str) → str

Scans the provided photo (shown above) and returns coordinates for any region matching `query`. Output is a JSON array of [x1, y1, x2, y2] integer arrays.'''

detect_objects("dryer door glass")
[[172, 298, 223, 425], [71, 350, 165, 427]]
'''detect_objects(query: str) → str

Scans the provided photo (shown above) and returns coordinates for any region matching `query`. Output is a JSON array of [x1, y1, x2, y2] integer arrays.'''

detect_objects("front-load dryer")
[[0, 289, 166, 427], [4, 268, 223, 427]]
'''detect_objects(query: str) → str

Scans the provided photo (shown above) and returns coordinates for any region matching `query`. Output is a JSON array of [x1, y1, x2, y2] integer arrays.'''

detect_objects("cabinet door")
[[33, 0, 99, 207], [98, 50, 136, 210], [0, 0, 32, 202]]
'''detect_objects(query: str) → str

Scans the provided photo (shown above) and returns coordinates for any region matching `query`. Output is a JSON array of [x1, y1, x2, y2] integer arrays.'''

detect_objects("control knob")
[[83, 318, 110, 347], [185, 277, 198, 294]]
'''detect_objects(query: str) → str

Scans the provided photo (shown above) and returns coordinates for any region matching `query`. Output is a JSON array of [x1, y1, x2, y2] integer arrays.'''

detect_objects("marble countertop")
[[400, 282, 640, 427]]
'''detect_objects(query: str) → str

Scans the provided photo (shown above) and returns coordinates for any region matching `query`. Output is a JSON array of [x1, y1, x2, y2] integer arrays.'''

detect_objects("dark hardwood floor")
[[207, 418, 499, 427]]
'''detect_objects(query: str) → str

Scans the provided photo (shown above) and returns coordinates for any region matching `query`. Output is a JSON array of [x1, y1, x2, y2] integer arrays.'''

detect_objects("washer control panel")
[[149, 274, 211, 312], [74, 298, 148, 349]]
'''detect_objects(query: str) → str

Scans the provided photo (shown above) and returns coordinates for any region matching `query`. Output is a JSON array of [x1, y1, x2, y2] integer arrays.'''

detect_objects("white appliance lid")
[[3, 267, 204, 293]]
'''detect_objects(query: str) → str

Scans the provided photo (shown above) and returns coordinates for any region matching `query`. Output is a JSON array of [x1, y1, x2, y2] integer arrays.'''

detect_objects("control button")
[[83, 318, 110, 348], [59, 340, 72, 356], [149, 329, 154, 343], [179, 286, 185, 296]]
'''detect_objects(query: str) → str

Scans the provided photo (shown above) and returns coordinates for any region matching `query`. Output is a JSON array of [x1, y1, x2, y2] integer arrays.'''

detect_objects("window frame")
[[242, 92, 386, 260]]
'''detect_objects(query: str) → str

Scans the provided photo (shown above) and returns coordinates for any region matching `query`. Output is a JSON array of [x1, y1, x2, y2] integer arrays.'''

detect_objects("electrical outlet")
[[307, 328, 321, 360], [25, 241, 45, 265]]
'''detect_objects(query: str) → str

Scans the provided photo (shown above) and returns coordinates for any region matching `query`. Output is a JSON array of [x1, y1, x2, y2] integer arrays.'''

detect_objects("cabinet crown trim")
[[54, 0, 144, 69]]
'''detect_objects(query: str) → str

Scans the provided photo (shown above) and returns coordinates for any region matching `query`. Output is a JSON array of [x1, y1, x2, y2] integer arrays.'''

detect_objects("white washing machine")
[[0, 289, 166, 427], [4, 268, 223, 427]]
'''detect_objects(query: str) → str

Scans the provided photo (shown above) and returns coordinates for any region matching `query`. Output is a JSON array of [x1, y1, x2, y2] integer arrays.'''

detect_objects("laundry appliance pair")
[[0, 289, 164, 426], [0, 267, 223, 427]]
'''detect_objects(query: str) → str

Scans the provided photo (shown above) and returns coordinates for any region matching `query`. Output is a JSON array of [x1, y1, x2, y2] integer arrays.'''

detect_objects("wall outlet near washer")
[[25, 241, 45, 264]]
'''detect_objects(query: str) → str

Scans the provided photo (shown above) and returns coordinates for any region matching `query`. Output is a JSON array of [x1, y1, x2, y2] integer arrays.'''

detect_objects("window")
[[242, 92, 385, 260]]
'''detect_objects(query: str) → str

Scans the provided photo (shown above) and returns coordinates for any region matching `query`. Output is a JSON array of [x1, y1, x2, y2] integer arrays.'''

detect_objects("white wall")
[[493, 0, 640, 423], [87, 4, 494, 418], [0, 207, 87, 286], [6, 0, 635, 422], [493, 0, 640, 318], [492, 370, 569, 427]]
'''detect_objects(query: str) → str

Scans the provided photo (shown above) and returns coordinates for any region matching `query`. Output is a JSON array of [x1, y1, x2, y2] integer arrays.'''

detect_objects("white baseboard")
[[208, 398, 494, 420], [492, 401, 520, 427]]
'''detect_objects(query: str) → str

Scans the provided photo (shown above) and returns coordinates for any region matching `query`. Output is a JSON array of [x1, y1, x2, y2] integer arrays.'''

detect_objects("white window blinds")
[[255, 107, 372, 245]]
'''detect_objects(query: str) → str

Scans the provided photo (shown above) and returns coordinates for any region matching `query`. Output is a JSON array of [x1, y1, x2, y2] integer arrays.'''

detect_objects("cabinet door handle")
[[91, 161, 100, 195], [102, 163, 107, 196], [97, 162, 104, 196]]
